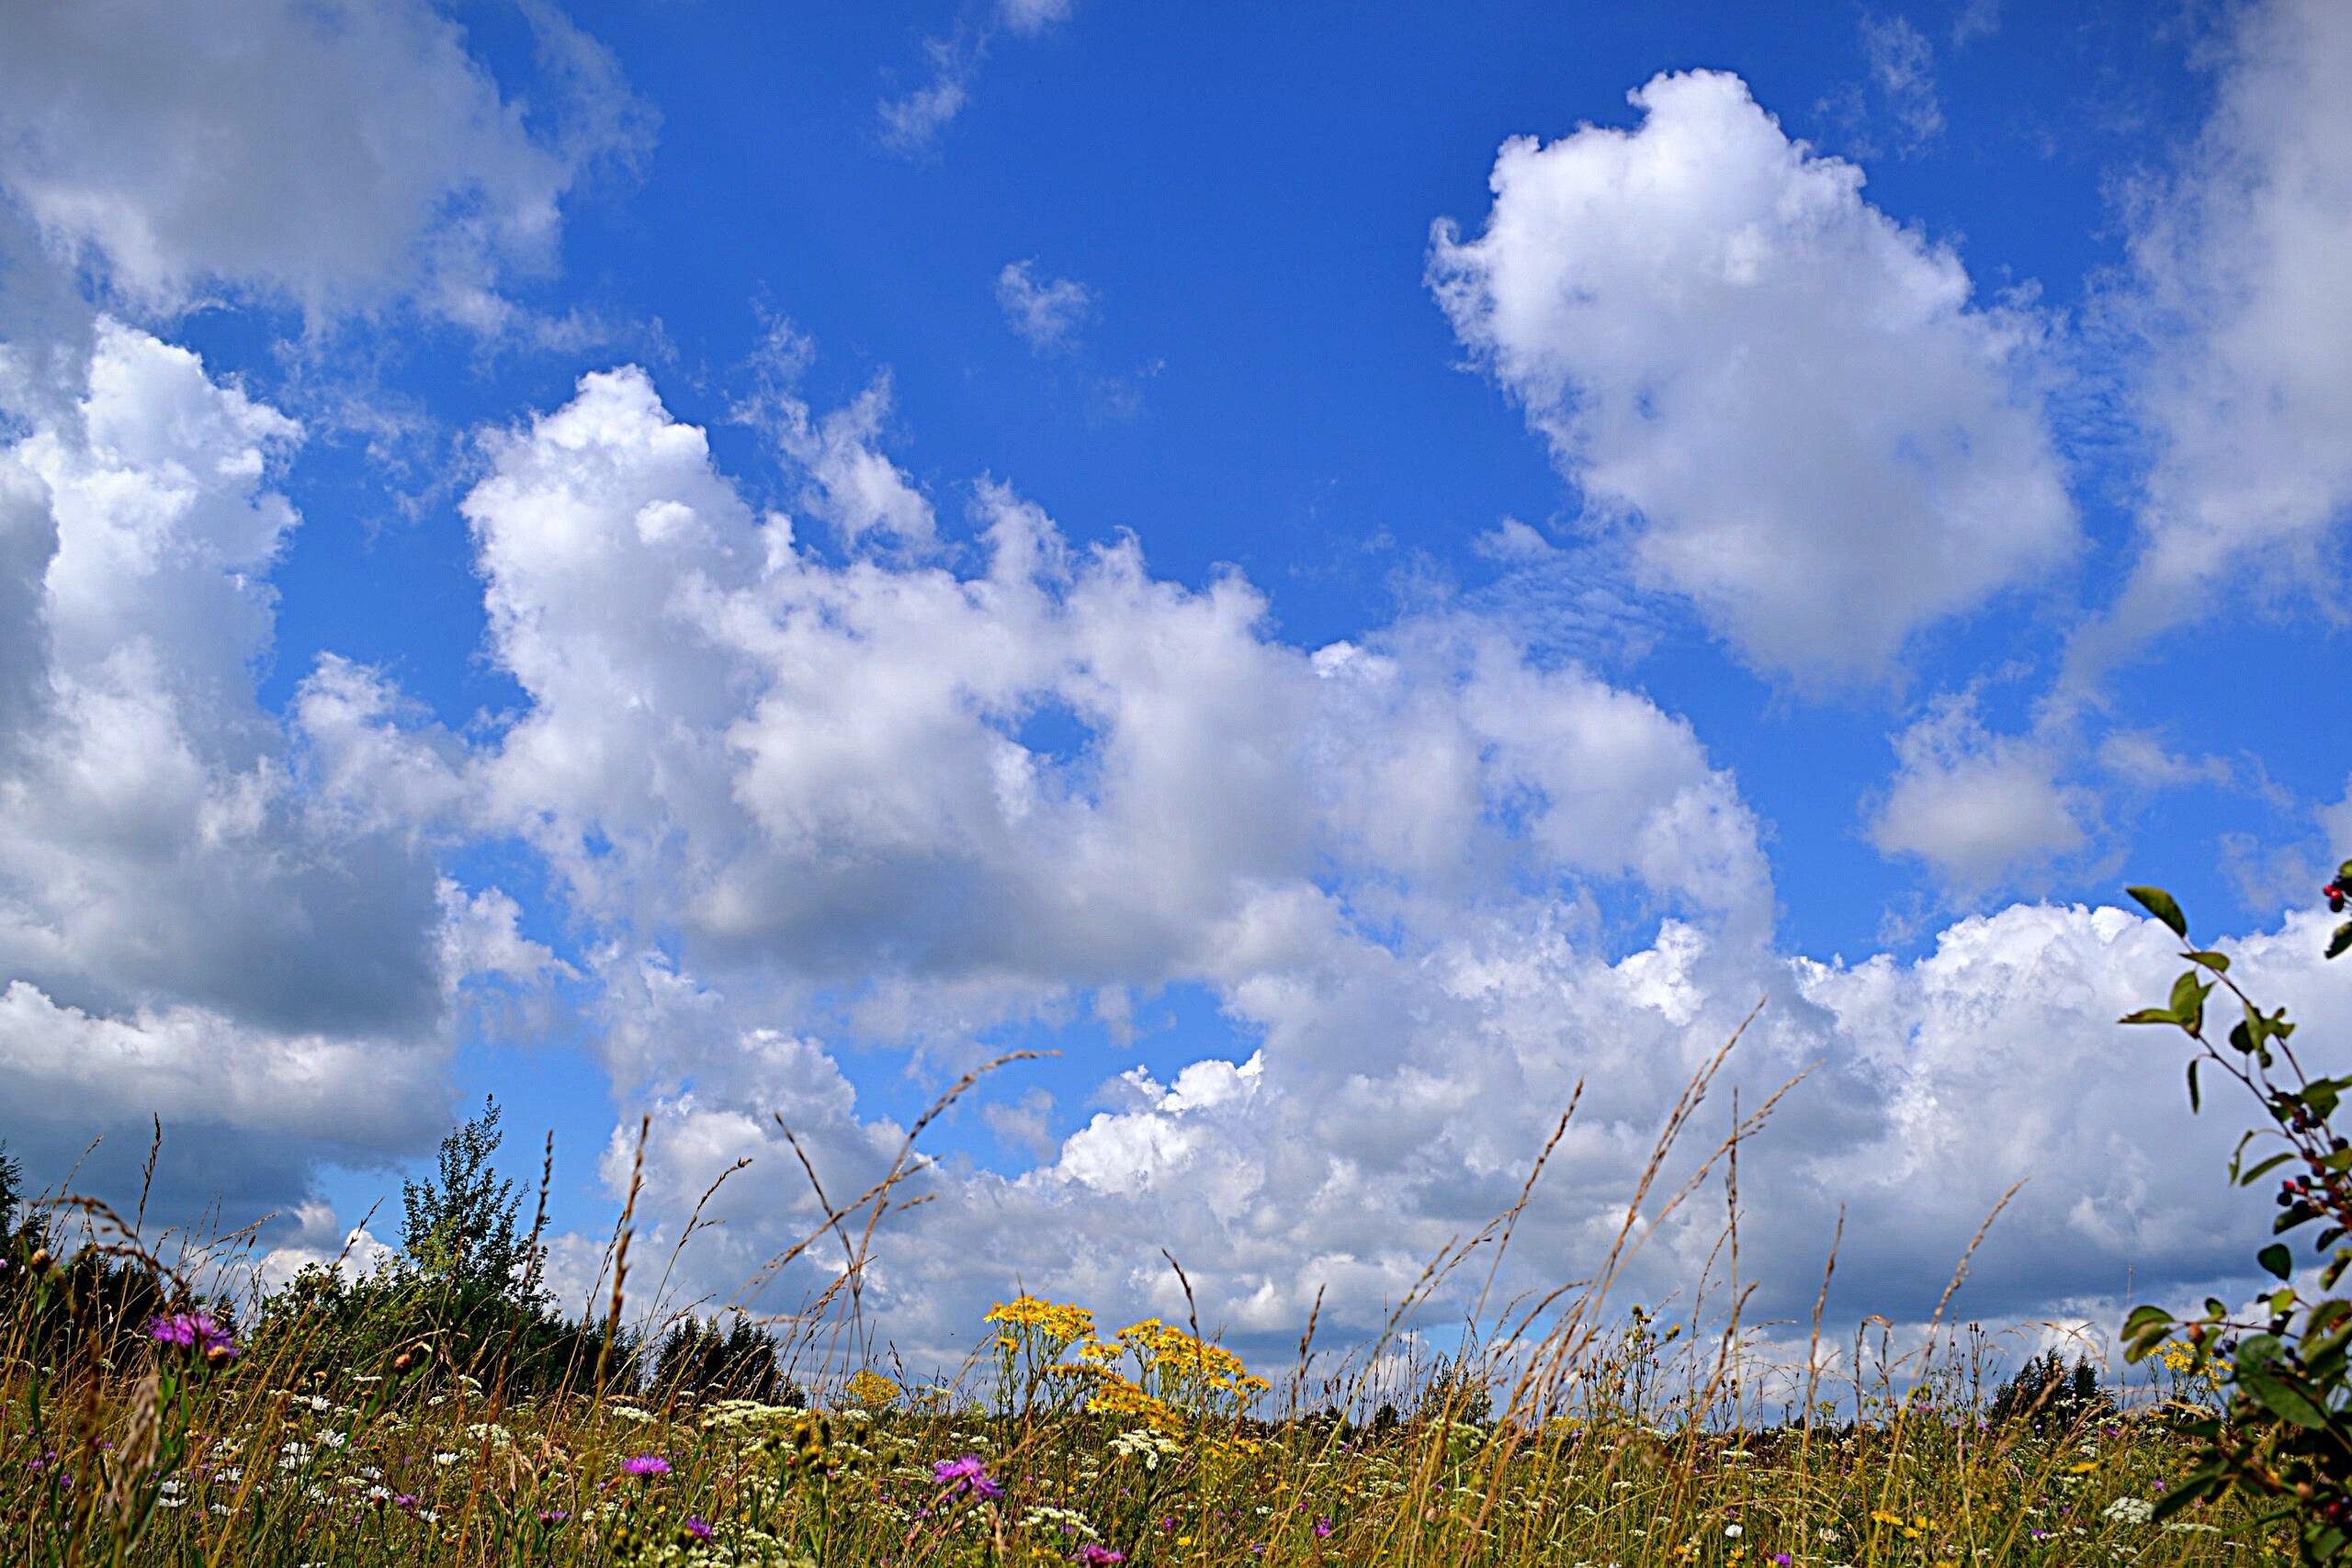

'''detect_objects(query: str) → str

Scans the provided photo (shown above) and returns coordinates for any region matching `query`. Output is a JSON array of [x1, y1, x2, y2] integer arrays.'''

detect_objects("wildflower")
[[434, 1451, 461, 1466], [2103, 1497, 2155, 1527], [1076, 1549, 1125, 1566], [537, 1508, 571, 1523], [933, 1453, 1002, 1500], [682, 1516, 715, 1542], [622, 1453, 673, 1477], [150, 1311, 239, 1362], [393, 1495, 419, 1510], [1724, 1524, 1743, 1539]]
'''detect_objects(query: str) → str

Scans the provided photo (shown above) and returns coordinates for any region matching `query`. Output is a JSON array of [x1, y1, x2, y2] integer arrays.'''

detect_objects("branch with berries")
[[2117, 867, 2352, 1562]]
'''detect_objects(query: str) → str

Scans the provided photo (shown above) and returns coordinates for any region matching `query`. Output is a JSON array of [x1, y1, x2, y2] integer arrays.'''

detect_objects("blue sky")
[[3, 0, 2348, 1366]]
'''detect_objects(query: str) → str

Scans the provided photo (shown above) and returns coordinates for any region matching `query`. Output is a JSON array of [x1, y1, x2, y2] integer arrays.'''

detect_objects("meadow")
[[0, 1260, 2270, 1567], [0, 1017, 2288, 1567]]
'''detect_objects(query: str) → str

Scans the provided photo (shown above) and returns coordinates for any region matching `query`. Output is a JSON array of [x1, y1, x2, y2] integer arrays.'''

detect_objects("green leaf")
[[2168, 971, 2211, 1033], [2305, 1320, 2352, 1383], [2187, 1058, 2201, 1112], [2122, 1008, 2182, 1027], [2241, 1151, 2295, 1186], [2121, 1304, 2174, 1361], [2330, 921, 2352, 961], [2240, 1368, 2333, 1429], [2151, 1463, 2225, 1522], [2130, 886, 2188, 938], [2185, 949, 2231, 972], [2260, 1243, 2294, 1280]]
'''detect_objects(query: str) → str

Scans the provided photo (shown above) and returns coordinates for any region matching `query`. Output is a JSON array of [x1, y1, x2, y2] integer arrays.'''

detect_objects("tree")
[[1986, 1349, 2112, 1431], [0, 1138, 20, 1239], [401, 1097, 532, 1300], [651, 1312, 786, 1404]]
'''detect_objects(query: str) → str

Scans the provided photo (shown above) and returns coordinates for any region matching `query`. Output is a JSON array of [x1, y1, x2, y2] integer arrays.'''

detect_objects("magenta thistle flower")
[[621, 1453, 672, 1477], [1076, 1548, 1125, 1566], [683, 1516, 714, 1542], [149, 1311, 238, 1360], [931, 1453, 1002, 1501], [1313, 1517, 1334, 1539]]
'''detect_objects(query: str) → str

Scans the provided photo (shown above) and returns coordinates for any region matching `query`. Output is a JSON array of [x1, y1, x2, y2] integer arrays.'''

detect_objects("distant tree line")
[[0, 1100, 793, 1405]]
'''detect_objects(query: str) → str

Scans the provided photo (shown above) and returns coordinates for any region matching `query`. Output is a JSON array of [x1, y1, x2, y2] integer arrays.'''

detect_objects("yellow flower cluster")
[[1871, 1508, 1933, 1541], [842, 1369, 900, 1412], [986, 1296, 1098, 1343], [1099, 1318, 1272, 1401], [978, 1298, 1270, 1424], [986, 1296, 1103, 1416]]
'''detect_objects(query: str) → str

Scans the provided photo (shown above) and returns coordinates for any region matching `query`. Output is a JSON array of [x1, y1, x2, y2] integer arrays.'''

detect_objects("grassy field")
[[0, 1035, 2291, 1565], [0, 1262, 2278, 1567]]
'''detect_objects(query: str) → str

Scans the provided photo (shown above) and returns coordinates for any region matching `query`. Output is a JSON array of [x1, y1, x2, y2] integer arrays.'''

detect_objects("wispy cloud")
[[995, 259, 1093, 352], [877, 1, 1080, 155]]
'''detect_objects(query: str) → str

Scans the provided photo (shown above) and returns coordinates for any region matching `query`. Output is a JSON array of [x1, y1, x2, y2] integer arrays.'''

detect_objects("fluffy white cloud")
[[1869, 695, 2091, 891], [573, 889, 2341, 1371], [462, 367, 1767, 1032], [442, 360, 2338, 1371], [0, 0, 648, 326], [1430, 70, 2075, 682], [2074, 0, 2352, 677], [0, 321, 533, 1218], [440, 363, 1810, 1350], [996, 260, 1093, 352]]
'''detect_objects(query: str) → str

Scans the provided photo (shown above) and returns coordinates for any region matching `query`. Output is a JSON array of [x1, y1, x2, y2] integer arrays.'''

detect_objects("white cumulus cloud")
[[0, 0, 649, 329], [1869, 695, 2091, 892], [1430, 70, 2076, 683]]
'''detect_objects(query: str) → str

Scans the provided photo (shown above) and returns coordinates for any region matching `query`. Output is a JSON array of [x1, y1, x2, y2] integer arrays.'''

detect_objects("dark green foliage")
[[242, 1100, 612, 1398], [650, 1311, 789, 1404], [2120, 866, 2352, 1561], [401, 1095, 534, 1301], [0, 1245, 205, 1374], [1418, 1352, 1494, 1427], [250, 1260, 616, 1398], [0, 1138, 20, 1237], [1986, 1350, 2112, 1431]]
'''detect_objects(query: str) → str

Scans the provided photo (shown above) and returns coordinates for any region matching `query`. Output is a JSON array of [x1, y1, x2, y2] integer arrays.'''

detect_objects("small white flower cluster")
[[1108, 1427, 1182, 1472], [1020, 1504, 1100, 1540], [2102, 1496, 2155, 1527], [701, 1399, 802, 1434]]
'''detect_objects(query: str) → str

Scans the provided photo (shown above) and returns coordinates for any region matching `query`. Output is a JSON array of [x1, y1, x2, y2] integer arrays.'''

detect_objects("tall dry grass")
[[0, 1025, 2268, 1564]]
